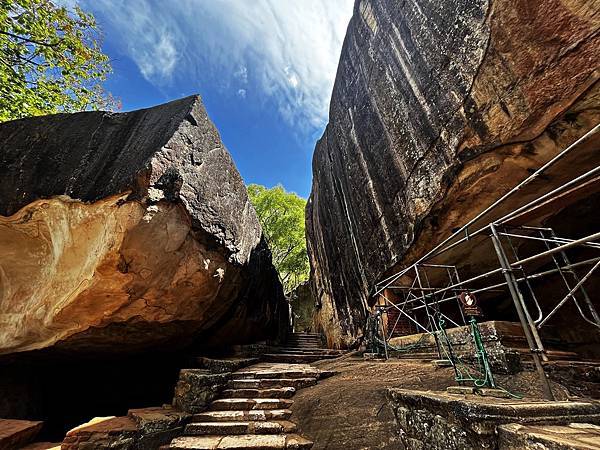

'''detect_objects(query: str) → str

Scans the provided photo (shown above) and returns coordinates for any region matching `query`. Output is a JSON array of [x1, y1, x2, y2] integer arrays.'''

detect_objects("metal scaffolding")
[[371, 124, 600, 401]]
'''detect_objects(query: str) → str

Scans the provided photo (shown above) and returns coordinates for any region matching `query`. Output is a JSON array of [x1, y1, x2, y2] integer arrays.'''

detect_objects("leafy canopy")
[[0, 0, 114, 122], [247, 184, 309, 293]]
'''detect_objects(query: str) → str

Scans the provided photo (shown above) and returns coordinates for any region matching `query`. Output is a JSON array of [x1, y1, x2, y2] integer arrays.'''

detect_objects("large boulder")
[[0, 95, 286, 355], [306, 0, 600, 347]]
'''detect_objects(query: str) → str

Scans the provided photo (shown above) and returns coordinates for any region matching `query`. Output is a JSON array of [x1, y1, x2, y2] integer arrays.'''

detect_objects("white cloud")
[[234, 65, 248, 84], [237, 88, 247, 98], [86, 0, 354, 134]]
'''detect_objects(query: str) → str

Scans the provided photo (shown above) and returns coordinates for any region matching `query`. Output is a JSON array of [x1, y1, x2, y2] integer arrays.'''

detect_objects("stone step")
[[286, 344, 319, 347], [185, 420, 297, 436], [210, 398, 293, 411], [286, 339, 320, 343], [288, 334, 320, 338], [274, 349, 341, 355], [234, 370, 320, 380], [281, 347, 321, 352], [228, 378, 317, 390], [288, 334, 320, 337], [192, 410, 292, 423], [169, 433, 312, 449], [0, 419, 44, 450], [263, 354, 337, 363], [222, 388, 296, 399]]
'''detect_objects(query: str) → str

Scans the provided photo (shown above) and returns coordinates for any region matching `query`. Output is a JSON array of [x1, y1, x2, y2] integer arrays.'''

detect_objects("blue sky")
[[72, 0, 354, 198]]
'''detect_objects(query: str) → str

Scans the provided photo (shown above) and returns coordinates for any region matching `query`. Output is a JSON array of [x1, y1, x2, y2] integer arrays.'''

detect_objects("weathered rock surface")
[[387, 389, 600, 450], [497, 422, 600, 449], [288, 281, 315, 332], [306, 0, 600, 346], [60, 407, 191, 449], [0, 419, 43, 449], [0, 95, 286, 355], [173, 369, 230, 413]]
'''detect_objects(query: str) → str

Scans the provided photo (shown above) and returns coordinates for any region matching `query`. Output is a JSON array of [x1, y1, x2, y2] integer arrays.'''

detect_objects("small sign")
[[459, 291, 482, 317]]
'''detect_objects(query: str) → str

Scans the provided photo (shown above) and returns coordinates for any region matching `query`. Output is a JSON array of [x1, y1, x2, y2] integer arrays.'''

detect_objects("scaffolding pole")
[[490, 224, 554, 401]]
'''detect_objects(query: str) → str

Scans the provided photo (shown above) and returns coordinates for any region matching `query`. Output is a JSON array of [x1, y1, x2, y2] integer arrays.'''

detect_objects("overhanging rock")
[[0, 95, 286, 356]]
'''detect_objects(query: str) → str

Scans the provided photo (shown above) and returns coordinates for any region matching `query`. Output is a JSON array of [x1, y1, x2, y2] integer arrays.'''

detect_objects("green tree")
[[0, 0, 114, 122], [248, 184, 309, 293]]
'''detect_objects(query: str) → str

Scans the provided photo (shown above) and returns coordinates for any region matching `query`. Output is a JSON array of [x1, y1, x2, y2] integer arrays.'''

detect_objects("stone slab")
[[192, 357, 260, 373], [169, 435, 223, 449], [447, 386, 475, 395], [62, 416, 138, 450], [222, 387, 296, 399], [217, 434, 286, 449], [210, 398, 293, 411], [0, 419, 43, 450], [168, 433, 311, 449], [477, 388, 512, 399], [387, 388, 600, 450], [229, 378, 316, 390], [498, 422, 600, 449], [192, 409, 292, 423]]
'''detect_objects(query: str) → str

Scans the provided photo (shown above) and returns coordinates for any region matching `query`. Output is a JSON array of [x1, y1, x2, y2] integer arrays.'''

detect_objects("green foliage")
[[248, 184, 309, 293], [0, 0, 115, 122]]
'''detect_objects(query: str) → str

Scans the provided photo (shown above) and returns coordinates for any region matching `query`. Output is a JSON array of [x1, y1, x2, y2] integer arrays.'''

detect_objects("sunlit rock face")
[[0, 96, 286, 355], [306, 0, 600, 347]]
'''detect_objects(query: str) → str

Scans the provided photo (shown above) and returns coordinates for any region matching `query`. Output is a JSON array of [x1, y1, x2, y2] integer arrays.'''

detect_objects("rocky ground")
[[290, 355, 593, 450]]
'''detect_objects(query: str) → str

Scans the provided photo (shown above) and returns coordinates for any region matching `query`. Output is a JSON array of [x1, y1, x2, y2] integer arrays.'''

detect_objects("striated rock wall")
[[289, 281, 316, 333], [306, 0, 600, 347], [0, 95, 286, 355]]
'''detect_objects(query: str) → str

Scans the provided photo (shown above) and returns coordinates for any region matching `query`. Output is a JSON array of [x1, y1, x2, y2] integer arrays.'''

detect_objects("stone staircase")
[[167, 362, 330, 449], [263, 332, 344, 363]]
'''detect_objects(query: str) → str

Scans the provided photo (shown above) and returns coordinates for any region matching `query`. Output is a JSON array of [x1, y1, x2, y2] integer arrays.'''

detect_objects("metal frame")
[[370, 124, 600, 401]]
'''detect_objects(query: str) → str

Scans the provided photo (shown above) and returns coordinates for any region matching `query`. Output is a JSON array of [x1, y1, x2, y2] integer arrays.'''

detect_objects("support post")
[[415, 266, 442, 358], [490, 224, 555, 401], [377, 308, 389, 360]]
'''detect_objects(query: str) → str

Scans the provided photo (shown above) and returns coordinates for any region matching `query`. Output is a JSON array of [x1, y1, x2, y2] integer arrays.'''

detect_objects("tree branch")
[[0, 30, 62, 48]]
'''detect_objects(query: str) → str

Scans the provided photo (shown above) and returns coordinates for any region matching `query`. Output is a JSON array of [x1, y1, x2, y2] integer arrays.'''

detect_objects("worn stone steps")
[[228, 378, 317, 390], [210, 398, 293, 411], [222, 388, 296, 399], [192, 409, 293, 423], [167, 363, 323, 449], [169, 433, 312, 449], [185, 420, 297, 436]]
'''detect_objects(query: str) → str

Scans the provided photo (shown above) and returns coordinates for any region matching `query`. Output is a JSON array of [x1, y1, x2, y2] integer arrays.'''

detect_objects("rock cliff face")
[[306, 0, 600, 347], [0, 95, 286, 355], [289, 281, 316, 333]]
